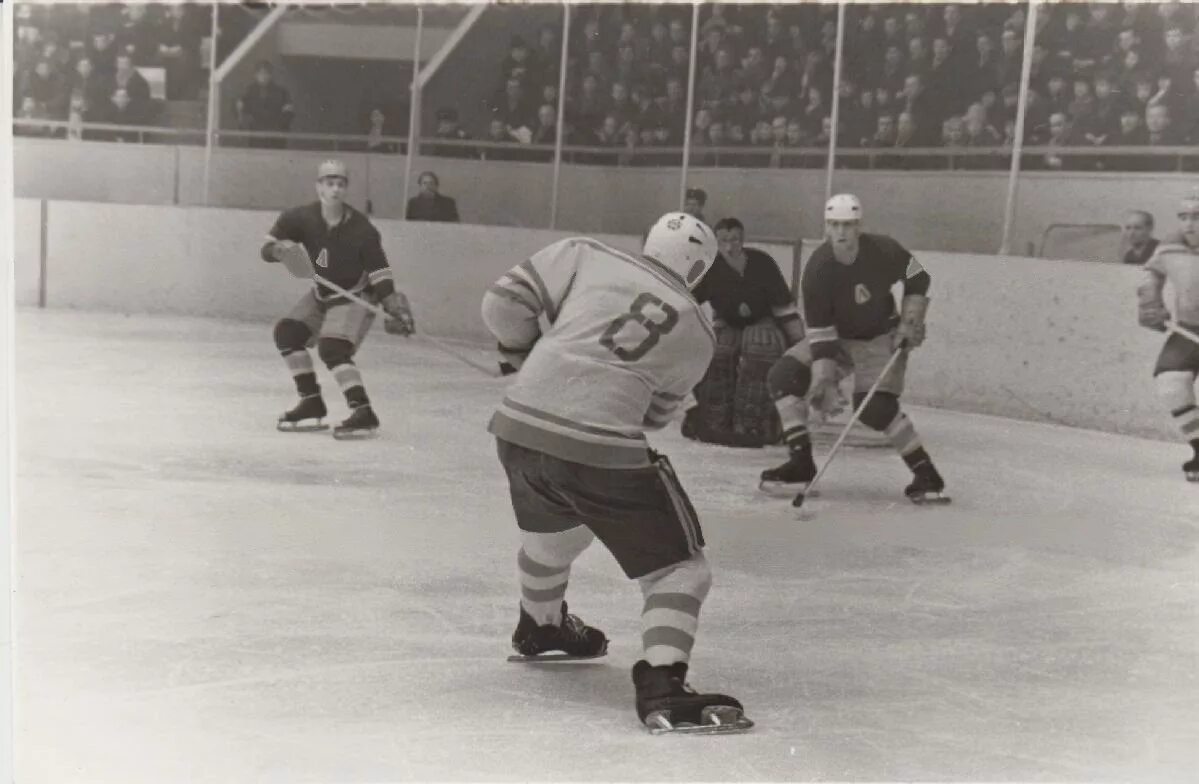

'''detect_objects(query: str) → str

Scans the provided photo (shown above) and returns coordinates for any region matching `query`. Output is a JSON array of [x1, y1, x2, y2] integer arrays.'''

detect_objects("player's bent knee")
[[767, 355, 811, 399], [273, 318, 311, 352], [520, 526, 595, 569], [317, 337, 355, 367], [638, 552, 712, 602], [1155, 371, 1197, 410], [856, 392, 900, 431]]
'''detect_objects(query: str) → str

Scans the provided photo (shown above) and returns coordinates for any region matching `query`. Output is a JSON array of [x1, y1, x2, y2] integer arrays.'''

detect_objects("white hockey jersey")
[[481, 237, 715, 469], [1144, 234, 1199, 328]]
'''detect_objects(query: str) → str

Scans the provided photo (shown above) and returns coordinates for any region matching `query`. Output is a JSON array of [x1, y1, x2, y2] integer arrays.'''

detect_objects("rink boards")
[[11, 197, 1172, 441]]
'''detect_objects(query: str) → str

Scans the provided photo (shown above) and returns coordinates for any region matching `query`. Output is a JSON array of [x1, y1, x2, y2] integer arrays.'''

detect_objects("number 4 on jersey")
[[600, 293, 679, 361]]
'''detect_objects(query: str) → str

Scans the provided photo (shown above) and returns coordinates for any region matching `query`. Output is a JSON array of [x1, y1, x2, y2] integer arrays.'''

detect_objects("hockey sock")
[[283, 349, 320, 397], [902, 446, 933, 472], [518, 527, 594, 626], [1192, 439, 1199, 459], [774, 395, 811, 453], [885, 412, 925, 459], [638, 554, 712, 667], [1169, 404, 1199, 442], [330, 363, 370, 408]]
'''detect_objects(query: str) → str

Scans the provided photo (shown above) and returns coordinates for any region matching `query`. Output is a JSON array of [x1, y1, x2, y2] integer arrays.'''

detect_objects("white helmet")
[[642, 211, 718, 289], [825, 193, 863, 222]]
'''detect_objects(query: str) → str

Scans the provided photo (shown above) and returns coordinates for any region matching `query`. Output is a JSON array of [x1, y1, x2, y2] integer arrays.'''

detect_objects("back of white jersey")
[[1147, 237, 1199, 327], [483, 238, 715, 469]]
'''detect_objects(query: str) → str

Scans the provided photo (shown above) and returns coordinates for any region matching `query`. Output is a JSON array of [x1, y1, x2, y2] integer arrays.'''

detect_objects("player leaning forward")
[[261, 160, 415, 438], [479, 213, 752, 734], [1137, 188, 1199, 482], [761, 193, 948, 503]]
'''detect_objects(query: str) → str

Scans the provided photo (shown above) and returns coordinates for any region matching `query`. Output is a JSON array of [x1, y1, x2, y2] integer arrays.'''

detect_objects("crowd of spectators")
[[13, 2, 1199, 172], [464, 2, 1199, 170], [13, 2, 209, 139]]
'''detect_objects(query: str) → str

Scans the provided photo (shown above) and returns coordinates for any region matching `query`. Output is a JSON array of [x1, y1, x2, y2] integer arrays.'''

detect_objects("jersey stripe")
[[517, 260, 558, 324]]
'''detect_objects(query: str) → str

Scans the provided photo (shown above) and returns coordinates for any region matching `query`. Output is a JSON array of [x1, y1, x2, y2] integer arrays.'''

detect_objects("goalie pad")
[[691, 323, 739, 436], [732, 321, 786, 445]]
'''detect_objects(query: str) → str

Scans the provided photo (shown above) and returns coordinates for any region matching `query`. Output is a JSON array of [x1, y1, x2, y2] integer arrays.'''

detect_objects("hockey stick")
[[1167, 321, 1199, 347], [311, 273, 502, 378], [793, 346, 906, 518]]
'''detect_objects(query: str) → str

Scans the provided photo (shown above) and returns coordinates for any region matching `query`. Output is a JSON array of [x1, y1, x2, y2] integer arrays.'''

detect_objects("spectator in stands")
[[683, 188, 708, 222], [20, 59, 67, 119], [870, 113, 898, 148], [1030, 111, 1079, 171], [431, 107, 473, 159], [158, 3, 203, 100], [87, 31, 118, 78], [531, 103, 558, 151], [14, 95, 53, 137], [117, 2, 158, 66], [364, 108, 397, 154], [492, 76, 535, 134], [236, 61, 294, 149], [1083, 72, 1122, 145], [70, 56, 108, 121], [406, 171, 460, 223], [102, 88, 146, 142], [1121, 210, 1159, 265]]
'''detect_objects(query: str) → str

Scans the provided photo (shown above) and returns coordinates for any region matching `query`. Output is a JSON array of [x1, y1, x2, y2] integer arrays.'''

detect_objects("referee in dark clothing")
[[406, 171, 460, 222]]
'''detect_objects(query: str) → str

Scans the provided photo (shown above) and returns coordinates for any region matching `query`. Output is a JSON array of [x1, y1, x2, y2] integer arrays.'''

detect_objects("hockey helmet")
[[642, 211, 718, 289], [825, 193, 863, 222], [1180, 188, 1199, 217], [317, 159, 349, 183]]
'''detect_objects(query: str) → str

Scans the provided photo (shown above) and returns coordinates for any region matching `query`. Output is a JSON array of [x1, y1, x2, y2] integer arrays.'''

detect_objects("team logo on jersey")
[[314, 248, 329, 268], [905, 255, 924, 279], [854, 284, 871, 304], [667, 217, 683, 230]]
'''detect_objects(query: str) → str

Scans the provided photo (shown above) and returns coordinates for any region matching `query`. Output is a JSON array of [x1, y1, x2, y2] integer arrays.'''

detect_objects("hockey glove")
[[894, 294, 929, 351], [381, 292, 416, 336], [807, 357, 844, 419], [497, 342, 533, 376], [273, 241, 314, 279], [1136, 275, 1169, 332]]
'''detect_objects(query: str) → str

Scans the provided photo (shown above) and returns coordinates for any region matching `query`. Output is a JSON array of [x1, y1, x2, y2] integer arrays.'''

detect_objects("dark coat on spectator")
[[1123, 238, 1159, 266], [406, 194, 460, 223]]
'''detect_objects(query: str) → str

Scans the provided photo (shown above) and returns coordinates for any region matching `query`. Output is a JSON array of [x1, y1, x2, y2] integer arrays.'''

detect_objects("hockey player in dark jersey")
[[261, 159, 415, 438], [760, 193, 949, 504]]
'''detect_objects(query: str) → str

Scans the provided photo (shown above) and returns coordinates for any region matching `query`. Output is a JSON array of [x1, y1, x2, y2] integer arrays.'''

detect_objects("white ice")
[[13, 309, 1199, 782]]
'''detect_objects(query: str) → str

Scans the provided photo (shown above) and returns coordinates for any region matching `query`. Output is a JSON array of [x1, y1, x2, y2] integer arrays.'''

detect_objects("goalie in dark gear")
[[683, 218, 804, 447]]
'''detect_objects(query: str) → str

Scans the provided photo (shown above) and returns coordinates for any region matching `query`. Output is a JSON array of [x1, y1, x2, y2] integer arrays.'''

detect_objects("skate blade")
[[758, 480, 817, 499], [909, 492, 952, 505], [506, 652, 606, 663], [332, 428, 378, 441], [277, 421, 329, 433], [646, 707, 755, 736]]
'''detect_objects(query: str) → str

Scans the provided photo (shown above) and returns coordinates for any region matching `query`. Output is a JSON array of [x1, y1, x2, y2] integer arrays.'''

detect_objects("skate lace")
[[561, 613, 591, 642]]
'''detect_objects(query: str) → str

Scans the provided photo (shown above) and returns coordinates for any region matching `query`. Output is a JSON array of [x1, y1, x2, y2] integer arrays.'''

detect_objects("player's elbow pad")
[[481, 290, 542, 348], [904, 270, 931, 297]]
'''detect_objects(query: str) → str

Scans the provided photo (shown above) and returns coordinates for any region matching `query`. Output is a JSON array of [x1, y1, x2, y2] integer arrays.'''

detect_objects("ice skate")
[[632, 660, 753, 735], [759, 448, 817, 497], [507, 602, 609, 662], [1183, 454, 1199, 483], [332, 404, 379, 440], [276, 394, 328, 432], [905, 460, 951, 505]]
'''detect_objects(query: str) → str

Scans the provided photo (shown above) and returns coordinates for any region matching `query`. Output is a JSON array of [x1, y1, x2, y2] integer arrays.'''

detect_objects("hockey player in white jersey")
[[1138, 188, 1199, 481], [480, 212, 753, 735]]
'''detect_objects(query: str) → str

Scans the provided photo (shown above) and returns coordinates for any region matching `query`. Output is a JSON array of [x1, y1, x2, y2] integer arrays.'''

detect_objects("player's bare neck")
[[725, 251, 747, 274]]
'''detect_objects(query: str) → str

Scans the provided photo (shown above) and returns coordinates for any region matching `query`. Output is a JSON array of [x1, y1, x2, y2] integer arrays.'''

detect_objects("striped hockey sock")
[[331, 362, 369, 408], [283, 349, 320, 397], [639, 556, 712, 667], [775, 394, 812, 453], [885, 411, 925, 460], [518, 528, 594, 626]]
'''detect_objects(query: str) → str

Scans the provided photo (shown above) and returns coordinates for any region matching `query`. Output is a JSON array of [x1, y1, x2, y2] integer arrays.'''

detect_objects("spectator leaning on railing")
[[236, 61, 294, 149]]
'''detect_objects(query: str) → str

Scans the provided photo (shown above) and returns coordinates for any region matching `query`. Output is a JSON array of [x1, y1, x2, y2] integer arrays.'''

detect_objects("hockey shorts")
[[783, 331, 908, 397], [286, 289, 377, 348], [1154, 329, 1199, 376], [495, 438, 705, 580]]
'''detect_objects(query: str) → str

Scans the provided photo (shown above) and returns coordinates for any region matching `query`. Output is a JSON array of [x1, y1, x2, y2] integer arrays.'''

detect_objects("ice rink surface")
[[13, 309, 1199, 782]]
